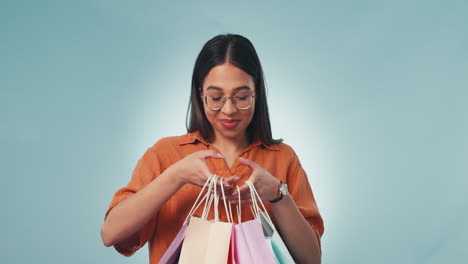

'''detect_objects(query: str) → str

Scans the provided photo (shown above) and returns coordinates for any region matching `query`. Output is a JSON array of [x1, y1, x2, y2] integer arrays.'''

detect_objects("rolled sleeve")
[[286, 149, 324, 250], [104, 146, 161, 256]]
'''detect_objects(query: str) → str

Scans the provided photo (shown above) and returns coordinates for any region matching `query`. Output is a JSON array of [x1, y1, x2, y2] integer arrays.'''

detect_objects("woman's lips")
[[219, 119, 240, 129]]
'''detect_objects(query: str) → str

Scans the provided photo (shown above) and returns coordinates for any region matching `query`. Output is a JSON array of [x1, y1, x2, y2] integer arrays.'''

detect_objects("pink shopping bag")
[[234, 219, 276, 263], [246, 180, 295, 264], [232, 185, 276, 264], [227, 224, 236, 264]]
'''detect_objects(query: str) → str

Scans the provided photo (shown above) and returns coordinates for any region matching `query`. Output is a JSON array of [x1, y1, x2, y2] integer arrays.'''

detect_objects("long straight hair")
[[186, 33, 282, 145]]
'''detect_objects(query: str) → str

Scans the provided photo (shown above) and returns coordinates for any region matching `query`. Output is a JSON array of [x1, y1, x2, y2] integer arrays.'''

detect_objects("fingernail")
[[217, 153, 224, 158], [234, 176, 240, 180]]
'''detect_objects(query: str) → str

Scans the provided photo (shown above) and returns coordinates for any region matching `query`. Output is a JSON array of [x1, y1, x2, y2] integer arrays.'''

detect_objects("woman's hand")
[[229, 157, 280, 204], [170, 150, 238, 192]]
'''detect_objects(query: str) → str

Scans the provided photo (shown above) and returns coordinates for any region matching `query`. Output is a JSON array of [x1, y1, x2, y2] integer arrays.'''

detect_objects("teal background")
[[2, 0, 467, 263]]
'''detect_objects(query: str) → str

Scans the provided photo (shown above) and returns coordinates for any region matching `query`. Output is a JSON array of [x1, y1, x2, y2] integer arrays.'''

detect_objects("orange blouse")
[[104, 130, 324, 263]]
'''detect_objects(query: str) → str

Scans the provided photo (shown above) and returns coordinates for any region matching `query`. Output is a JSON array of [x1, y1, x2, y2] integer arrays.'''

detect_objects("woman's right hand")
[[169, 150, 238, 191]]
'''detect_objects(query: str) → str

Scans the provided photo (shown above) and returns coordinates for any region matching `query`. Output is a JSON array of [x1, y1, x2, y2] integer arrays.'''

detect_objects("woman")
[[101, 33, 324, 263]]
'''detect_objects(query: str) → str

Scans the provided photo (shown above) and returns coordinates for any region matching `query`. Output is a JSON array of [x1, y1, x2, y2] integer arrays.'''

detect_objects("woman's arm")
[[270, 194, 321, 263], [101, 164, 182, 247], [233, 157, 322, 264], [101, 150, 230, 247]]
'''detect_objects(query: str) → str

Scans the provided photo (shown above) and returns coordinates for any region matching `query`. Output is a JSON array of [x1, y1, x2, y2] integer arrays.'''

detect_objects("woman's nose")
[[221, 98, 237, 115]]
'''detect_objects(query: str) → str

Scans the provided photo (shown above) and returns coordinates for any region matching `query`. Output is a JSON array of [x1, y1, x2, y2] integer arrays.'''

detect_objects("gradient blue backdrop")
[[2, 0, 467, 263]]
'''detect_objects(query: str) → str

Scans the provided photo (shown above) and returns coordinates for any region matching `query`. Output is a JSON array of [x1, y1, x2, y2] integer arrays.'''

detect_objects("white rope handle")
[[236, 185, 241, 224], [202, 191, 214, 219], [228, 193, 233, 223], [246, 180, 274, 226], [219, 178, 233, 223], [248, 181, 260, 219], [184, 175, 236, 224], [214, 176, 219, 222], [184, 174, 215, 224], [201, 177, 213, 219], [202, 175, 217, 219]]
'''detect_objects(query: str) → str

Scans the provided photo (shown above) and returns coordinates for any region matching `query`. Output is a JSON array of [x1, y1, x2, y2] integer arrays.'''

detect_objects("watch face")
[[280, 182, 288, 195]]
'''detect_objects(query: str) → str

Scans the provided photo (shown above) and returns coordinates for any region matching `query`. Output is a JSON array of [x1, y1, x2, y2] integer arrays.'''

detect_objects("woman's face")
[[200, 62, 256, 142]]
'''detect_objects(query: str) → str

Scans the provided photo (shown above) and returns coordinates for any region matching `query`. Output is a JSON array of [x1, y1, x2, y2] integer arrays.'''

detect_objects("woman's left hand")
[[228, 157, 280, 204]]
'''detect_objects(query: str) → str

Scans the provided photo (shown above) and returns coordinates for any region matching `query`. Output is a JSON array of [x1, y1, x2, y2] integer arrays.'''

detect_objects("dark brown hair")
[[186, 33, 282, 145]]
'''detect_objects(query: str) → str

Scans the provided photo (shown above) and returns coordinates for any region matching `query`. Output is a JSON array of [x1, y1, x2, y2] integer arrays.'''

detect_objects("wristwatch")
[[269, 180, 288, 203]]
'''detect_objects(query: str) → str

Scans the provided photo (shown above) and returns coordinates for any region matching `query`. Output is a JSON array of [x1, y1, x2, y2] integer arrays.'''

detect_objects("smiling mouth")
[[219, 119, 240, 128]]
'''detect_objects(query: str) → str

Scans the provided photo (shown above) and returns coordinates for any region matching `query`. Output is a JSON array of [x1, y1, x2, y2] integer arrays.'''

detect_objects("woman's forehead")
[[206, 85, 252, 93], [202, 63, 254, 91]]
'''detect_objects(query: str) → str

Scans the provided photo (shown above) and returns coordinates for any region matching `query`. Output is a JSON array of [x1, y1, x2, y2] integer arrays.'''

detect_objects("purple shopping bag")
[[234, 219, 276, 263], [158, 222, 188, 264], [231, 184, 276, 264]]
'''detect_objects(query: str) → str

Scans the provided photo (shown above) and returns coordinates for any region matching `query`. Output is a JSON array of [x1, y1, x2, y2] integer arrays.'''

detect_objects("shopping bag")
[[179, 176, 234, 264], [246, 180, 295, 264], [157, 222, 187, 264], [234, 220, 277, 263], [233, 186, 276, 264], [259, 211, 295, 263], [158, 175, 215, 264], [227, 224, 236, 264], [226, 183, 236, 264]]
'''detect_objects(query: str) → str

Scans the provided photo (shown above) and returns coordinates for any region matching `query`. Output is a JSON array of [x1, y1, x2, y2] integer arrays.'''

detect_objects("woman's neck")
[[212, 132, 250, 156]]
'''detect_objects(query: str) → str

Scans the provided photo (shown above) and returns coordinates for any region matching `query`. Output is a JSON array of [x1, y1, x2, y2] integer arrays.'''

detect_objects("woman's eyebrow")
[[206, 85, 251, 91]]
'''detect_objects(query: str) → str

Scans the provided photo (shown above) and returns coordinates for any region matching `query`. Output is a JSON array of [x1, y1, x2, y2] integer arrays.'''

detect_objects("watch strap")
[[269, 180, 285, 203]]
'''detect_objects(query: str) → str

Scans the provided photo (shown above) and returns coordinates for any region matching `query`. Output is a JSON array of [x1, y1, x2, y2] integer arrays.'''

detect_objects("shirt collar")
[[179, 130, 280, 151], [179, 130, 210, 146]]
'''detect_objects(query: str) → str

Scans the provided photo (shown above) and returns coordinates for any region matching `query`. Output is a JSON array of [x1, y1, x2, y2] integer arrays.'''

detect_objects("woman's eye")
[[235, 95, 249, 101], [211, 96, 223, 101]]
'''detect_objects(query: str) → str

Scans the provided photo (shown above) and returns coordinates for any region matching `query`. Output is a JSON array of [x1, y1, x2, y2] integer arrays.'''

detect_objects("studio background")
[[2, 0, 467, 263]]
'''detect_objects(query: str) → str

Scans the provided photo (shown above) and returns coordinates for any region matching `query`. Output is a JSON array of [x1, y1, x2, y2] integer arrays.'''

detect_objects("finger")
[[206, 178, 233, 191], [224, 175, 240, 186], [237, 157, 260, 170], [210, 184, 233, 195], [221, 185, 235, 195], [197, 173, 220, 190], [221, 182, 234, 192], [217, 176, 236, 188], [232, 183, 250, 196], [229, 199, 252, 205], [229, 185, 251, 200], [198, 150, 224, 159], [227, 192, 251, 202], [210, 176, 237, 195]]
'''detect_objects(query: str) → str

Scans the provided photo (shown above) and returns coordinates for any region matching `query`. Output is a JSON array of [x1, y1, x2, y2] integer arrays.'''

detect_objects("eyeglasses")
[[202, 92, 256, 111]]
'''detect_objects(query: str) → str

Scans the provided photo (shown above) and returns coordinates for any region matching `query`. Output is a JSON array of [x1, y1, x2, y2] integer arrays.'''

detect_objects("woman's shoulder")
[[265, 141, 295, 153], [262, 141, 299, 162], [266, 141, 306, 171], [149, 132, 196, 151]]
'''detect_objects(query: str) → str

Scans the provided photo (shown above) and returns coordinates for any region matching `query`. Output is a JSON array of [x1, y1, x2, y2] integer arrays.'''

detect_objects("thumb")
[[224, 175, 240, 186], [238, 157, 259, 170]]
